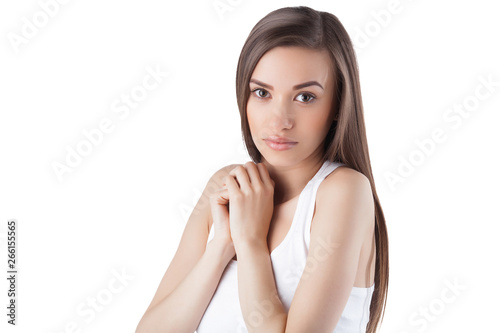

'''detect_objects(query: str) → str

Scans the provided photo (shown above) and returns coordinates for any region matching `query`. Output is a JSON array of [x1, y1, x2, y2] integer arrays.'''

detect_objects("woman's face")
[[247, 46, 337, 166]]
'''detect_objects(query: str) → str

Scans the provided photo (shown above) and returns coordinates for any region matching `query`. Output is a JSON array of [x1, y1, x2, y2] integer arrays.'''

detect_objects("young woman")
[[136, 6, 389, 333]]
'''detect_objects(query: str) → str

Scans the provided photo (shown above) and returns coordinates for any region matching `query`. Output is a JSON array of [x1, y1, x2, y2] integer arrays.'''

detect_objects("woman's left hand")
[[223, 162, 275, 252]]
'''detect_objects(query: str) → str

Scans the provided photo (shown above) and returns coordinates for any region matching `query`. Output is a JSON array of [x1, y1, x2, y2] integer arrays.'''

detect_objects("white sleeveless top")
[[196, 160, 375, 333]]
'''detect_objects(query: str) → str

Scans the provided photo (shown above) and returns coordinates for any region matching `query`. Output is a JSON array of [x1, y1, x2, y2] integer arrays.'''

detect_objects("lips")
[[263, 135, 297, 144], [263, 136, 298, 151]]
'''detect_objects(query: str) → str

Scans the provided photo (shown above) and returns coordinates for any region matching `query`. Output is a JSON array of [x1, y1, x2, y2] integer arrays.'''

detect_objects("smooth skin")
[[247, 46, 338, 206]]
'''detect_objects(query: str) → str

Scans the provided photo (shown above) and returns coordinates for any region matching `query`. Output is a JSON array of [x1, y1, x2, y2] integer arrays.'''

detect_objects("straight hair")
[[235, 6, 389, 332]]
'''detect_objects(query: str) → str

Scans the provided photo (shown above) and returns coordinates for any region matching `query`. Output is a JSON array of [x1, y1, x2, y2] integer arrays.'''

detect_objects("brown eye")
[[251, 88, 269, 99], [296, 93, 316, 103]]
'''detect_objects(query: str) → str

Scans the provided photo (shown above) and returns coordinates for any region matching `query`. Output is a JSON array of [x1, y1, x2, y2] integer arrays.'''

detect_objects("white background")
[[1, 0, 499, 332]]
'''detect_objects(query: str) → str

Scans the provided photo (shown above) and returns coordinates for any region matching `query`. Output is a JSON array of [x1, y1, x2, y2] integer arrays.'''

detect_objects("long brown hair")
[[235, 6, 389, 332]]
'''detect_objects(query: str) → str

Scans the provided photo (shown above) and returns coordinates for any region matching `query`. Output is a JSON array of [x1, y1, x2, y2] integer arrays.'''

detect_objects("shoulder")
[[204, 163, 242, 196], [210, 163, 242, 184], [316, 165, 374, 226], [319, 165, 372, 199], [322, 164, 371, 189]]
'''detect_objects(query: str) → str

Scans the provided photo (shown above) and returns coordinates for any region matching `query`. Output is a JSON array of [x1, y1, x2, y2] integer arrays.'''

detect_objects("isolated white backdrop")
[[1, 0, 499, 332]]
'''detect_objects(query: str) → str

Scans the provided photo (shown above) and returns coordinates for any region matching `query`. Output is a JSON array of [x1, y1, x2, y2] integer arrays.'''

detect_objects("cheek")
[[246, 103, 262, 132], [303, 113, 328, 133], [300, 111, 332, 142]]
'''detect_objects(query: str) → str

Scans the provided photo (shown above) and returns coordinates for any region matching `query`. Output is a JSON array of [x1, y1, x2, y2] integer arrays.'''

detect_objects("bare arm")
[[136, 239, 234, 333], [236, 241, 287, 332], [136, 164, 238, 333]]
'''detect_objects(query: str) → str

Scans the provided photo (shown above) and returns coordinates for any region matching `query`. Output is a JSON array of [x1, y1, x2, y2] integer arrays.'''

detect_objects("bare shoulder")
[[322, 165, 371, 188], [317, 165, 374, 222], [206, 163, 242, 188]]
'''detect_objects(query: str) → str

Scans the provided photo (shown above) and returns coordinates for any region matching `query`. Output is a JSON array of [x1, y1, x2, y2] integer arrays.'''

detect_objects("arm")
[[223, 162, 287, 331], [136, 164, 238, 333], [284, 167, 374, 332], [236, 241, 287, 332], [136, 239, 234, 333]]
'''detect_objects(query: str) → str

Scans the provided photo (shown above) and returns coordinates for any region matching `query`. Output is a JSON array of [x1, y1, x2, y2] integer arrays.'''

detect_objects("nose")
[[270, 98, 293, 130]]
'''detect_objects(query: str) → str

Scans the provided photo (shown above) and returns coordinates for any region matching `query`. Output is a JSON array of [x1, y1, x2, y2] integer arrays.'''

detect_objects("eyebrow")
[[249, 78, 324, 91]]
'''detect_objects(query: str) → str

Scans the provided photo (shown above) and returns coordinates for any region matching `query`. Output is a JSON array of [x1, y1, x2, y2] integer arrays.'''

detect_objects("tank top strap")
[[294, 160, 346, 248]]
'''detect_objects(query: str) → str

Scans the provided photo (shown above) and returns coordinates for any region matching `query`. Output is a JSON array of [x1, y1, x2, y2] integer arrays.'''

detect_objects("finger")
[[244, 162, 263, 187], [209, 191, 228, 225], [257, 163, 274, 187], [218, 187, 229, 202], [228, 165, 251, 191], [210, 188, 228, 205], [224, 174, 241, 197]]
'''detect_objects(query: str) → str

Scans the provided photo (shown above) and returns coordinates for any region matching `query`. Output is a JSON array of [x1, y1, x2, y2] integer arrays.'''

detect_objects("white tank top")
[[196, 160, 375, 333]]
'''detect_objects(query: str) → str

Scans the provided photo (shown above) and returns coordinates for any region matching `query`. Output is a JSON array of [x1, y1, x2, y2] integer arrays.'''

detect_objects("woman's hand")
[[209, 185, 236, 259], [223, 162, 275, 251]]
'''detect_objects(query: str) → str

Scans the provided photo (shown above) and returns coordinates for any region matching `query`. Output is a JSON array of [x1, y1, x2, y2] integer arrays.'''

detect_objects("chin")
[[260, 151, 301, 167]]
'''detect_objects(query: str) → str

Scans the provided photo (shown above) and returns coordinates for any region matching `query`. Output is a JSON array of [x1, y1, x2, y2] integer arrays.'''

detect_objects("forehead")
[[250, 46, 334, 89]]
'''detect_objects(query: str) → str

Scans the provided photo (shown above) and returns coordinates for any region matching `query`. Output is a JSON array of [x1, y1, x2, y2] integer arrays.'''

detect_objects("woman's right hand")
[[209, 186, 236, 259]]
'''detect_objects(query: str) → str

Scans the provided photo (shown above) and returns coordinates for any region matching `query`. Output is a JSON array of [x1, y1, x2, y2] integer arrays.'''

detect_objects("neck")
[[262, 156, 325, 206]]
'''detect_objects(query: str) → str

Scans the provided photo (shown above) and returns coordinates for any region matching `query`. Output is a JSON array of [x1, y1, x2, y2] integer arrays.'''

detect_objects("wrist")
[[234, 239, 269, 257], [207, 238, 235, 263]]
